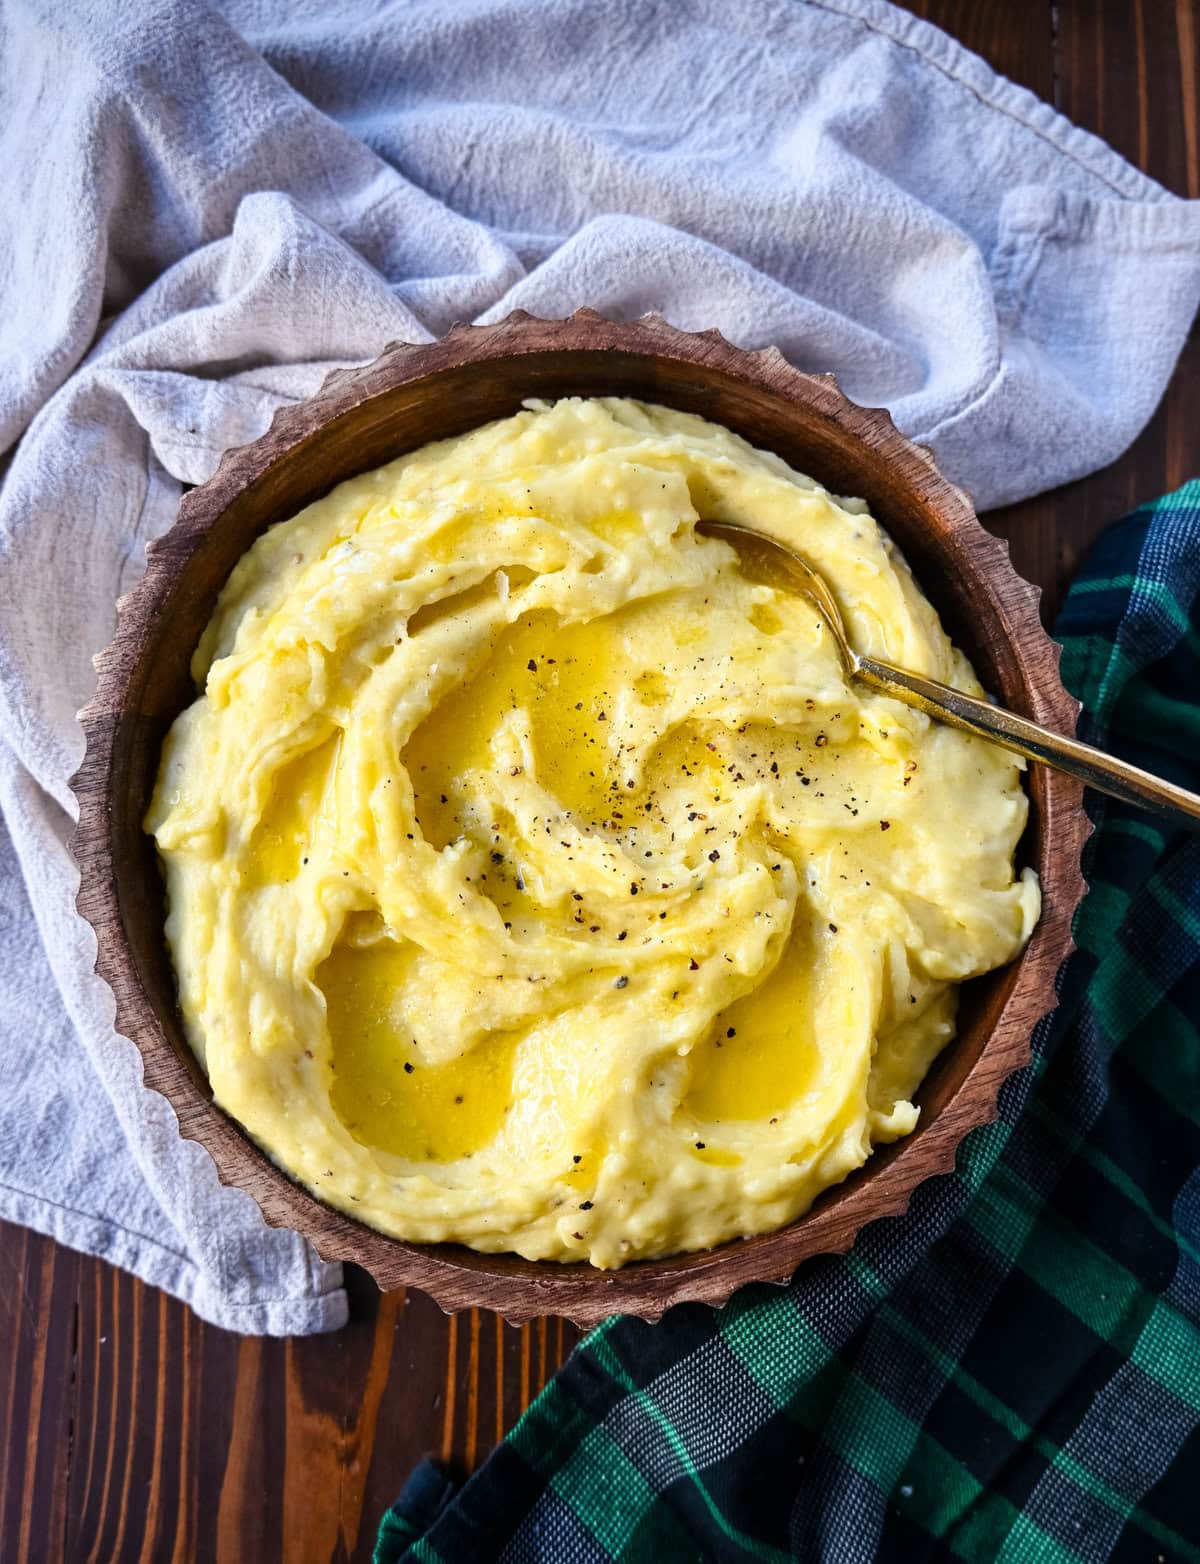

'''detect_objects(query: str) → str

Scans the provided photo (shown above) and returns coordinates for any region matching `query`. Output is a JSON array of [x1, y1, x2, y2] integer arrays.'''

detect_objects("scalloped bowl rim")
[[70, 311, 1089, 1325]]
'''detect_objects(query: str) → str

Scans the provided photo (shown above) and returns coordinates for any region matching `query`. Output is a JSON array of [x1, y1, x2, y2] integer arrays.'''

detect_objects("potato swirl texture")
[[148, 398, 1039, 1266]]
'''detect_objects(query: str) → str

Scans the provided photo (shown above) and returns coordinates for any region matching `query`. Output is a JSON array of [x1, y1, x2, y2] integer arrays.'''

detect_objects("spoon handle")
[[855, 657, 1200, 832]]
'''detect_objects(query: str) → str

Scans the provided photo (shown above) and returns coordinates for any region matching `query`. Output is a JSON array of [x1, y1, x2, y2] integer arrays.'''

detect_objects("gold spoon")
[[696, 519, 1200, 831]]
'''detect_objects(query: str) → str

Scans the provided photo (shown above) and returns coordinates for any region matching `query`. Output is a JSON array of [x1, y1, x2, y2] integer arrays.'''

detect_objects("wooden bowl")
[[72, 312, 1088, 1326]]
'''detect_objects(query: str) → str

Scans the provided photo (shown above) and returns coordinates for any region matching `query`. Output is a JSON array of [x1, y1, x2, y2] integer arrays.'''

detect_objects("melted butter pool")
[[319, 933, 519, 1163], [404, 602, 729, 843], [684, 916, 821, 1124]]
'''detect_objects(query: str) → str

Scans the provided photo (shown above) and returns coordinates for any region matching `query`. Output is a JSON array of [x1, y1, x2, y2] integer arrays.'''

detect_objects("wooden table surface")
[[4, 4, 1198, 1560]]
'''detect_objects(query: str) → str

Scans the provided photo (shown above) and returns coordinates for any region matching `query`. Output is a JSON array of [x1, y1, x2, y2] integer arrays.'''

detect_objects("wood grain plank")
[[82, 1267, 124, 1563], [438, 1310, 457, 1465], [0, 1226, 75, 1564], [1057, 0, 1200, 197], [905, 0, 1054, 97], [138, 1295, 168, 1562], [336, 1287, 403, 1557], [1178, 0, 1199, 198], [463, 1312, 481, 1473], [519, 1321, 531, 1413], [168, 1290, 195, 1564], [102, 1275, 139, 1563], [494, 1315, 504, 1448], [70, 1259, 104, 1559], [276, 1271, 407, 1563], [282, 1332, 347, 1564], [190, 1303, 242, 1563]]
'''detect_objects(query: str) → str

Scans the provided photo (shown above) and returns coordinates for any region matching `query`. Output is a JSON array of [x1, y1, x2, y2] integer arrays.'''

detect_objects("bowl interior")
[[101, 339, 1058, 1310]]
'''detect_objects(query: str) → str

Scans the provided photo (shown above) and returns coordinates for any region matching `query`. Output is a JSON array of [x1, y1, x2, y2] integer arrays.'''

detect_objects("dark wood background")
[[3, 3, 1198, 1559]]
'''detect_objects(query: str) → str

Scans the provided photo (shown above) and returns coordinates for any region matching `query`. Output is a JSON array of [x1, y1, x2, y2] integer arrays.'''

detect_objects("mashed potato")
[[147, 398, 1039, 1266]]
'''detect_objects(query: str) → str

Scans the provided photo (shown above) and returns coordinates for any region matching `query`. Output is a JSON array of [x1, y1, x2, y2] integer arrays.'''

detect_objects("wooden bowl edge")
[[70, 310, 1091, 1327]]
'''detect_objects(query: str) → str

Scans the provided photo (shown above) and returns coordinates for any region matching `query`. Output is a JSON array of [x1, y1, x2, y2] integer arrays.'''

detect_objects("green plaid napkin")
[[378, 483, 1200, 1564]]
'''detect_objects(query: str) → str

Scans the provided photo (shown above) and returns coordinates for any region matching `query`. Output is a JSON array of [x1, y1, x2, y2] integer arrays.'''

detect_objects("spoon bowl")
[[698, 518, 1200, 832], [696, 519, 858, 679]]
